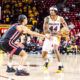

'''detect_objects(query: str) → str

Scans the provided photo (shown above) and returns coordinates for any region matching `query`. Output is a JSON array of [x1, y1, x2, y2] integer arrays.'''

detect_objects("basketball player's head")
[[18, 14, 28, 25], [49, 6, 58, 16]]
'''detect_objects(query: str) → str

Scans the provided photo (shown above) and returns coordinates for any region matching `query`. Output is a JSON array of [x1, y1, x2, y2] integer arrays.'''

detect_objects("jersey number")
[[53, 26, 57, 31]]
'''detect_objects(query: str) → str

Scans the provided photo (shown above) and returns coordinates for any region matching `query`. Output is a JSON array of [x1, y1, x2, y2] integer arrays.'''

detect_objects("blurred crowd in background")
[[17, 34, 80, 55], [1, 0, 39, 26]]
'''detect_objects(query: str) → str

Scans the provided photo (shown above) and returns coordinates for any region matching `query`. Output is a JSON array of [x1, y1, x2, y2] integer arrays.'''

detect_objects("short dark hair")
[[18, 14, 27, 23]]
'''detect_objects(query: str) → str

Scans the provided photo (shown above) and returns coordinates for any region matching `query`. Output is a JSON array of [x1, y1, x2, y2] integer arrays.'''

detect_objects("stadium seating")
[[2, 0, 39, 26]]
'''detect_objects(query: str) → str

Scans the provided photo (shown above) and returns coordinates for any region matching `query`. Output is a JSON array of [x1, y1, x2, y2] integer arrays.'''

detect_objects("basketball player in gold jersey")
[[42, 6, 69, 73]]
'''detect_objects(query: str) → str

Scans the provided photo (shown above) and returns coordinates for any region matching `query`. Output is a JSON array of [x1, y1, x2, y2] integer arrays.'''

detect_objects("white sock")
[[45, 59, 50, 63], [18, 65, 23, 70], [58, 62, 62, 66], [8, 62, 12, 68]]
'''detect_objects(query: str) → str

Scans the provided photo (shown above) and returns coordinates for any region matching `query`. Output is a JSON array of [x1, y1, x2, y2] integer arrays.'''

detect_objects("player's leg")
[[19, 50, 28, 66], [6, 42, 25, 73], [42, 51, 48, 61], [15, 49, 29, 76], [42, 39, 51, 70], [42, 51, 50, 70], [53, 44, 64, 73], [6, 54, 15, 72]]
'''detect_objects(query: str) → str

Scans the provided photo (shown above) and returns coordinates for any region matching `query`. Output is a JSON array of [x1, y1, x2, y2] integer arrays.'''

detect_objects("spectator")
[[30, 37, 35, 43], [75, 36, 79, 46], [20, 34, 26, 44], [28, 9, 32, 14], [63, 7, 70, 13], [78, 44, 80, 52], [27, 36, 31, 44], [60, 40, 67, 54], [18, 1, 23, 8], [36, 38, 44, 54], [28, 18, 32, 24], [77, 33, 80, 36], [32, 6, 37, 12], [64, 16, 70, 22], [67, 45, 71, 55], [75, 12, 80, 20], [72, 4, 76, 8], [71, 42, 78, 55], [2, 15, 6, 23], [75, 12, 80, 17], [18, 8, 23, 14], [68, 22, 75, 29], [23, 5, 27, 15], [70, 7, 74, 12], [5, 15, 10, 24]]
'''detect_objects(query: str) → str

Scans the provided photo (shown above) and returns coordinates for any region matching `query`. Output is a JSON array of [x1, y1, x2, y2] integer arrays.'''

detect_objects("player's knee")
[[54, 45, 58, 51], [19, 50, 28, 58], [42, 51, 47, 59], [42, 54, 45, 59], [23, 53, 28, 59], [23, 52, 28, 58], [54, 48, 57, 52], [42, 53, 45, 58]]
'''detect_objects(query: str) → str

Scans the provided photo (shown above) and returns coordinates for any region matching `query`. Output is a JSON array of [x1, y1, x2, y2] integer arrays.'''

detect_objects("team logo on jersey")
[[49, 23, 59, 25]]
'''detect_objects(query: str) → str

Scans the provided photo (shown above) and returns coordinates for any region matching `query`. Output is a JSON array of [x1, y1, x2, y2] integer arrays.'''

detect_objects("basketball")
[[61, 27, 69, 36]]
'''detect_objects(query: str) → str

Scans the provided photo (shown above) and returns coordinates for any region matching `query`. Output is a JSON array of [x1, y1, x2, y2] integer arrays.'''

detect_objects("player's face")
[[50, 10, 56, 16], [23, 18, 28, 25]]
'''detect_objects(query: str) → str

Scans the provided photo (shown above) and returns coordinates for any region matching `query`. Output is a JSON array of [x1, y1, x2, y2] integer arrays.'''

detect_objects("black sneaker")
[[6, 66, 15, 72], [15, 69, 30, 76]]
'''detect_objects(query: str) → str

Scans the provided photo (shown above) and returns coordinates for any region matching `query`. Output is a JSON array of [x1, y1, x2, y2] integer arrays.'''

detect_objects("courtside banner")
[[0, 24, 9, 34], [1, 28, 8, 33], [0, 24, 32, 33], [0, 24, 32, 28], [0, 24, 10, 28]]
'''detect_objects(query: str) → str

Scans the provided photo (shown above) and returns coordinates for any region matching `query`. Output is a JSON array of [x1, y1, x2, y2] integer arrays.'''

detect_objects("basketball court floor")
[[0, 53, 80, 80]]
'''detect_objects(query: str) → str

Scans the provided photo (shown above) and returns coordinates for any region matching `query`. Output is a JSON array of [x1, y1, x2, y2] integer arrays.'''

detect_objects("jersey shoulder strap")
[[56, 16, 61, 22]]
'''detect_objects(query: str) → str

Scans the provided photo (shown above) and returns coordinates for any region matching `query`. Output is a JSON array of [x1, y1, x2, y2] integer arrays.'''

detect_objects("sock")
[[18, 65, 23, 70], [58, 62, 63, 67], [45, 59, 50, 63], [8, 62, 12, 68]]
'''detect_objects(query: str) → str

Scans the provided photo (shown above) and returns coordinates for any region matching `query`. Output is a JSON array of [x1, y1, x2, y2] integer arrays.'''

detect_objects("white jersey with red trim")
[[42, 16, 61, 52], [48, 16, 61, 33]]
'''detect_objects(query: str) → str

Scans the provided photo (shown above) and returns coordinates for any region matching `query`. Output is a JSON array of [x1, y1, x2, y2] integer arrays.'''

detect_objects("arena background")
[[0, 0, 80, 80]]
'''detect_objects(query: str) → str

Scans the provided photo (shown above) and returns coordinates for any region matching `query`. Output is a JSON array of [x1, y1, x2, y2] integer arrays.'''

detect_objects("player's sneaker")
[[6, 66, 15, 72], [56, 66, 64, 73], [44, 60, 50, 70], [15, 69, 30, 76]]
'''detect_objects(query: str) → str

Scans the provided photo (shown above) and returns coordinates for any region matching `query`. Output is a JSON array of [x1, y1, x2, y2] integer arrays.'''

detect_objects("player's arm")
[[43, 17, 50, 34], [14, 41, 20, 45], [60, 17, 70, 32], [22, 26, 50, 39]]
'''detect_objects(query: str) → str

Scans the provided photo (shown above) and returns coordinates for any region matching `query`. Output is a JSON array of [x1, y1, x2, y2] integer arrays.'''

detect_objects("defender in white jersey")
[[42, 6, 69, 73]]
